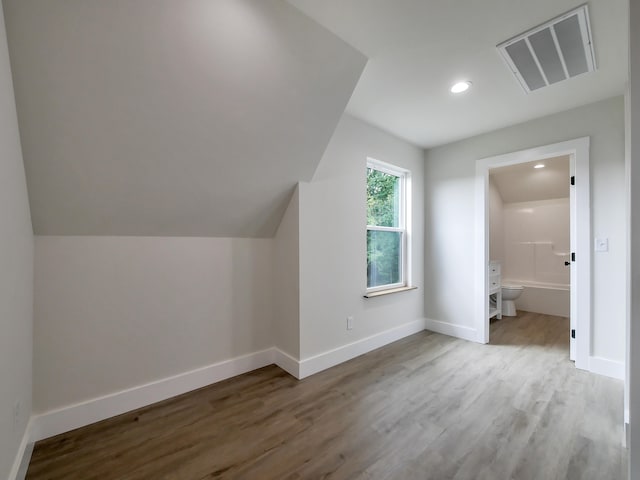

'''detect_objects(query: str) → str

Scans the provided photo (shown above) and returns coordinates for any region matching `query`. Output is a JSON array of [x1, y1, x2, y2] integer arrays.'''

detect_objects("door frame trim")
[[475, 137, 591, 370]]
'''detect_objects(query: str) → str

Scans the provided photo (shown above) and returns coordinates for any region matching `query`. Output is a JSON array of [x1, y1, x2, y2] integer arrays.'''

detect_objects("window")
[[366, 158, 410, 292]]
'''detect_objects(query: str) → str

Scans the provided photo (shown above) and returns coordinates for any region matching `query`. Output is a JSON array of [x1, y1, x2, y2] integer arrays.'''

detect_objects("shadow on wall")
[[230, 239, 274, 357]]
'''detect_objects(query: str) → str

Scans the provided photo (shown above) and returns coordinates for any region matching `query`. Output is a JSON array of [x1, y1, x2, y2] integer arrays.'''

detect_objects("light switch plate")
[[595, 238, 609, 252]]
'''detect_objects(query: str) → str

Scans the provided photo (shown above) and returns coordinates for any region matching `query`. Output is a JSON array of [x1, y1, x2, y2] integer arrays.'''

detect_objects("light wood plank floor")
[[26, 311, 626, 479]]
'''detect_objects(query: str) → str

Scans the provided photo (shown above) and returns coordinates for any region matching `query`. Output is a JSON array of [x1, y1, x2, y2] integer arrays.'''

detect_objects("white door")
[[569, 154, 577, 361]]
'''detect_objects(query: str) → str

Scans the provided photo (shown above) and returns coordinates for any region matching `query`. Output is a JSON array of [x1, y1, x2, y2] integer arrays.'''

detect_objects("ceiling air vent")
[[497, 5, 596, 93]]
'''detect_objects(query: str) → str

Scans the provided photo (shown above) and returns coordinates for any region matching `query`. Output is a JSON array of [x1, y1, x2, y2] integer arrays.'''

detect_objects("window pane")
[[367, 230, 402, 288], [367, 168, 400, 227]]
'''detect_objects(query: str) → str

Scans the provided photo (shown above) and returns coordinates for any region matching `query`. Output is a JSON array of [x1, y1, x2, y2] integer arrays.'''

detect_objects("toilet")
[[501, 284, 524, 316]]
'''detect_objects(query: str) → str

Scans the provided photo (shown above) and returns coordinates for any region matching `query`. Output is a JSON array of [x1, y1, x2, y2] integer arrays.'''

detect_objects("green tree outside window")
[[367, 166, 404, 288]]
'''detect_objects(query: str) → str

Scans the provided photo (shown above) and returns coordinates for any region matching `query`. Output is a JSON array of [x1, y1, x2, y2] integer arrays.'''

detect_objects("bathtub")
[[505, 279, 570, 318]]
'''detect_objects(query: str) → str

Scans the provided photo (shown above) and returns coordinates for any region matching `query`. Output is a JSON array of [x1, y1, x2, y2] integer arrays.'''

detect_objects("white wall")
[[299, 114, 425, 359], [503, 198, 570, 285], [274, 187, 300, 359], [628, 0, 640, 475], [488, 177, 504, 264], [32, 114, 425, 422], [0, 0, 33, 477], [34, 236, 273, 413], [3, 0, 366, 238], [425, 96, 626, 364]]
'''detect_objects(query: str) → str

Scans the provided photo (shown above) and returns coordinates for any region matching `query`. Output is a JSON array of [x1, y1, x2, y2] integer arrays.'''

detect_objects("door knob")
[[564, 261, 570, 266]]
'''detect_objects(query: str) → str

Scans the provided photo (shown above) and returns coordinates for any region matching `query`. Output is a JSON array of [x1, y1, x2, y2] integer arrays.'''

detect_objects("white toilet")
[[501, 284, 524, 316]]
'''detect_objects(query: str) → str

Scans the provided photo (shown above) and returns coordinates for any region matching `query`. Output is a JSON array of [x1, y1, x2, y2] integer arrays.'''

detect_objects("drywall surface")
[[0, 1, 33, 477], [3, 0, 366, 237], [425, 96, 626, 363], [273, 186, 300, 359], [299, 114, 424, 359], [488, 177, 504, 264], [628, 0, 640, 476], [34, 236, 273, 413], [503, 199, 570, 285]]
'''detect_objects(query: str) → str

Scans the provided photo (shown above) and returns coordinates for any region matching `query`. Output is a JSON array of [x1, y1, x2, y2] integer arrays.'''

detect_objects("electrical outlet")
[[347, 316, 354, 330]]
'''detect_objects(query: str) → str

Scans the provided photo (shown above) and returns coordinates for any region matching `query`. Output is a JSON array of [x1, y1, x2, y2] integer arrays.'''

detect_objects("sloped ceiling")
[[490, 156, 570, 203], [3, 0, 366, 237], [287, 0, 627, 148]]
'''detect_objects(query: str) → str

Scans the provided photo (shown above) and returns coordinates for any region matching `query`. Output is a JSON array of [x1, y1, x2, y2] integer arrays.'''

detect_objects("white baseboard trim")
[[588, 356, 625, 380], [274, 348, 300, 379], [27, 321, 429, 442], [8, 419, 34, 480], [31, 349, 275, 442], [624, 411, 630, 448], [298, 318, 426, 379], [424, 318, 478, 343]]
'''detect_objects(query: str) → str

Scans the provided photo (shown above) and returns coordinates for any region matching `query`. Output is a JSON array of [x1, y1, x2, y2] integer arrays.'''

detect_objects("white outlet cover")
[[595, 238, 609, 252]]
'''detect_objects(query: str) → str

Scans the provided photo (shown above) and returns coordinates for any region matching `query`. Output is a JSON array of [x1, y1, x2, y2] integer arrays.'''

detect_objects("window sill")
[[363, 286, 418, 298]]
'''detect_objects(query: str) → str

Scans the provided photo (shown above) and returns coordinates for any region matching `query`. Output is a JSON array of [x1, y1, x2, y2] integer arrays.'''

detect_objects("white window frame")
[[366, 158, 411, 294]]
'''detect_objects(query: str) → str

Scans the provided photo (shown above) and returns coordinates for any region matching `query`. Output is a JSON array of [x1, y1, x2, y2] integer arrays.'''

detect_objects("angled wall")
[[273, 186, 301, 361], [17, 0, 368, 439], [28, 115, 427, 438], [3, 0, 366, 237], [0, 1, 33, 477], [298, 114, 425, 372]]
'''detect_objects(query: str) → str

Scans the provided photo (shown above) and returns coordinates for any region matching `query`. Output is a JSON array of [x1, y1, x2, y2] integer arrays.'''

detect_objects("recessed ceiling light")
[[534, 164, 545, 169], [450, 81, 471, 94]]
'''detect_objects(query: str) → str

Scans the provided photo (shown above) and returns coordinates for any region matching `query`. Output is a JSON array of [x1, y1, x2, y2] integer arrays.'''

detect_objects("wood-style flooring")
[[26, 311, 626, 479]]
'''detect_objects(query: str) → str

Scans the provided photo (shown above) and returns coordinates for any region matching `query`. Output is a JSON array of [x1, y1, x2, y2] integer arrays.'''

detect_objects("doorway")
[[475, 137, 591, 370]]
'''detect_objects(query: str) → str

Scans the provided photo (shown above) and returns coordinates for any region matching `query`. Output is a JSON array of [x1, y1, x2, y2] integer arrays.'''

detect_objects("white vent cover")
[[497, 5, 596, 93]]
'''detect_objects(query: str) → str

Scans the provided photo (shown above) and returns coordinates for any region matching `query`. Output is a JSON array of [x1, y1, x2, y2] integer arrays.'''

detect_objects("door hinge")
[[570, 176, 575, 186], [571, 329, 576, 339], [571, 252, 576, 262]]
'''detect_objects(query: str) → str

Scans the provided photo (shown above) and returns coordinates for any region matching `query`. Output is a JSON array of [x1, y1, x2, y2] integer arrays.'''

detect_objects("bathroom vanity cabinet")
[[489, 261, 502, 320]]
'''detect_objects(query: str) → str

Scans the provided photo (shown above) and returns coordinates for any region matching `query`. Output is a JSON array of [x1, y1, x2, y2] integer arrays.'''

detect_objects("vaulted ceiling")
[[490, 156, 570, 203], [287, 0, 628, 147], [3, 0, 366, 236], [3, 0, 628, 237]]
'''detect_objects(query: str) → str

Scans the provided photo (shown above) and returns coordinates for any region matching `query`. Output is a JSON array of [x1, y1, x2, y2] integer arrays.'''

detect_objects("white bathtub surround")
[[497, 197, 571, 318], [503, 199, 570, 286], [512, 281, 570, 317]]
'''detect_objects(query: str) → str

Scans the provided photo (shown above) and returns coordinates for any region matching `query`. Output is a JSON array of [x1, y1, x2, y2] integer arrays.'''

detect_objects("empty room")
[[3, 0, 640, 479]]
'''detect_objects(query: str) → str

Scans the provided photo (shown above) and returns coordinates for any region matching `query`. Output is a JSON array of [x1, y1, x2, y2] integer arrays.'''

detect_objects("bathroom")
[[489, 155, 571, 319]]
